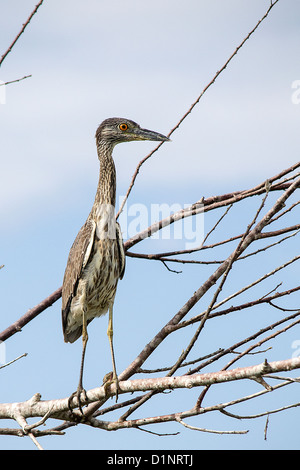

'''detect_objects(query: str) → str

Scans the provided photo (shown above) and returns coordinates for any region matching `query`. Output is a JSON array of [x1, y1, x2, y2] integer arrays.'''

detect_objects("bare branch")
[[0, 353, 27, 370], [0, 75, 32, 86], [0, 287, 62, 342], [0, 1, 45, 66], [0, 356, 299, 430], [175, 417, 248, 435]]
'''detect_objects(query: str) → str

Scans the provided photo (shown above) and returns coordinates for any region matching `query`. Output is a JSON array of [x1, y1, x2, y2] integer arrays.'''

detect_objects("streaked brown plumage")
[[62, 117, 169, 410]]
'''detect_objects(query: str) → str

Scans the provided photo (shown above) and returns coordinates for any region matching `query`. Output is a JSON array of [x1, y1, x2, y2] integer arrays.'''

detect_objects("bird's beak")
[[135, 127, 171, 142]]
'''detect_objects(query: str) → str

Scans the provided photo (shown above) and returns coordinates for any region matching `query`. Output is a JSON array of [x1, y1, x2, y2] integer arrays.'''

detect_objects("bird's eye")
[[119, 123, 128, 131]]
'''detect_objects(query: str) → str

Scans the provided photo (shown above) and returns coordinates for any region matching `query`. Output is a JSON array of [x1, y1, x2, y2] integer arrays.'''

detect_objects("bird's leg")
[[68, 309, 89, 414], [107, 304, 120, 401], [78, 318, 89, 407]]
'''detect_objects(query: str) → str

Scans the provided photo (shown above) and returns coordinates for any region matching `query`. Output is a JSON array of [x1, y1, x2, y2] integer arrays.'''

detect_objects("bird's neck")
[[93, 140, 117, 210]]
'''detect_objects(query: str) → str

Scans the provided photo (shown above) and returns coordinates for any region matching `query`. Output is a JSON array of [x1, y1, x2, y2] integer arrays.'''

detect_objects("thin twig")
[[176, 417, 248, 435], [0, 1, 45, 66], [177, 285, 300, 331], [0, 353, 27, 370], [264, 415, 270, 440], [0, 75, 32, 86]]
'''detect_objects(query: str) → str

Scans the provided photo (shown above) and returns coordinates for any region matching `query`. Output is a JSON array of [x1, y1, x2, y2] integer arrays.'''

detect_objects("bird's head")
[[95, 117, 170, 146]]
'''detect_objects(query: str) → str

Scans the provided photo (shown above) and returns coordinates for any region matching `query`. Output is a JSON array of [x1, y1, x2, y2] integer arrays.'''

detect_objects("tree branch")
[[0, 1, 45, 67], [0, 356, 299, 431]]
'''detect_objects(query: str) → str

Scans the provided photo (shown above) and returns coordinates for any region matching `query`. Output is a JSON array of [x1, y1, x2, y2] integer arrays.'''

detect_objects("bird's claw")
[[102, 371, 120, 401], [68, 385, 88, 415]]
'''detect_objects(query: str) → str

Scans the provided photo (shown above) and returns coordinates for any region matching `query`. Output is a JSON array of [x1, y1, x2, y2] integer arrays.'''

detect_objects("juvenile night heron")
[[62, 117, 169, 411]]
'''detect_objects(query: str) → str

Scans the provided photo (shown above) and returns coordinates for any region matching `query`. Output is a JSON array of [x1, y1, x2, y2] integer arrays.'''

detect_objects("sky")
[[0, 0, 300, 450]]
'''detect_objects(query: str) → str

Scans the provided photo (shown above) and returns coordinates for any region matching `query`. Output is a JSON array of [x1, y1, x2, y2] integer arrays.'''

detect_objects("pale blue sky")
[[1, 0, 300, 450]]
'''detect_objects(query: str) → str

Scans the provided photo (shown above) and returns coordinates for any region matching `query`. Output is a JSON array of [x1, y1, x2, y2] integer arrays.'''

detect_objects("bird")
[[62, 117, 170, 411]]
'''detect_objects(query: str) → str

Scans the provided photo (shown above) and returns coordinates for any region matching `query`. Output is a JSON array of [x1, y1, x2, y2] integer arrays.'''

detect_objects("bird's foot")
[[68, 385, 88, 415], [102, 371, 120, 402]]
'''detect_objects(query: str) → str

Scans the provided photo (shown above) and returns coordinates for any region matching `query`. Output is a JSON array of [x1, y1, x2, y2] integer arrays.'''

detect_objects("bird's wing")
[[116, 221, 125, 279], [61, 218, 96, 332]]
